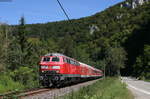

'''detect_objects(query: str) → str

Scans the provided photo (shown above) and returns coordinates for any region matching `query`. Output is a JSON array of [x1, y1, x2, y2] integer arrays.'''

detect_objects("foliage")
[[9, 67, 39, 88], [0, 0, 150, 93], [0, 24, 10, 72], [21, 1, 150, 78], [104, 46, 127, 76], [133, 45, 150, 79], [0, 73, 24, 93]]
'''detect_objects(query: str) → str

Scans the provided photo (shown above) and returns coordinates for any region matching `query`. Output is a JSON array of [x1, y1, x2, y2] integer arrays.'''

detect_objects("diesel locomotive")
[[39, 53, 103, 87]]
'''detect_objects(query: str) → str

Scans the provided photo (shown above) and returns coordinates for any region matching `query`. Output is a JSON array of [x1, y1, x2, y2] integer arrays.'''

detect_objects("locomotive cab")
[[39, 53, 65, 87], [40, 56, 63, 74]]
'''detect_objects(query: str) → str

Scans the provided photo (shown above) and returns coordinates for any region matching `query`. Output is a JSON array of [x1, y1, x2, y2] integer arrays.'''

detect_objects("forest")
[[0, 1, 149, 92]]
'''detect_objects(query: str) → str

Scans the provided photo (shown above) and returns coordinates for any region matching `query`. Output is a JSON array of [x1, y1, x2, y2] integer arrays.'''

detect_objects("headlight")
[[52, 66, 60, 69], [41, 66, 48, 69]]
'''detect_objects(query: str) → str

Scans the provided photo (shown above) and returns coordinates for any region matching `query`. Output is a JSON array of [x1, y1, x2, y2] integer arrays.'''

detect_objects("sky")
[[0, 0, 124, 25]]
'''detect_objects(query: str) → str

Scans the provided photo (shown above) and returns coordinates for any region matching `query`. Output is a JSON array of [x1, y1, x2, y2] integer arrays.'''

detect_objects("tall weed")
[[64, 78, 133, 99]]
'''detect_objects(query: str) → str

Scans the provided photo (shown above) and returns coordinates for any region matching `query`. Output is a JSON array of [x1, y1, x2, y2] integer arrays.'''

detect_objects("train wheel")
[[53, 81, 63, 88], [48, 80, 53, 87]]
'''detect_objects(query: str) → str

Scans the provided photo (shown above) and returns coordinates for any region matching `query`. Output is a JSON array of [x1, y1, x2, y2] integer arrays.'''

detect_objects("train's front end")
[[39, 53, 64, 87]]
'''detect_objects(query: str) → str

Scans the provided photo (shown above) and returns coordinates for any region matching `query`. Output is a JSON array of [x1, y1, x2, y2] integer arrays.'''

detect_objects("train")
[[39, 53, 103, 87]]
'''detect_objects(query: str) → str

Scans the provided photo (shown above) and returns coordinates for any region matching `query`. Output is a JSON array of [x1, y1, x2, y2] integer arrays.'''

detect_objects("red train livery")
[[39, 53, 103, 87]]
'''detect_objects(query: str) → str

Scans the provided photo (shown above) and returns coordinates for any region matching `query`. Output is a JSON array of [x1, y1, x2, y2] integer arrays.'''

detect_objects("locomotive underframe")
[[40, 71, 100, 88]]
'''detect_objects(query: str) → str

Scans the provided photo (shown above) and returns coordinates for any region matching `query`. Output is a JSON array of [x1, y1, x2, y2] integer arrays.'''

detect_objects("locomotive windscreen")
[[43, 57, 50, 62], [52, 57, 60, 62]]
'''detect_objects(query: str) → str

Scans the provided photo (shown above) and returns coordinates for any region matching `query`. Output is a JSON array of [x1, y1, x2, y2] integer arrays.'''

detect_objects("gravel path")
[[22, 79, 101, 99], [122, 77, 150, 99]]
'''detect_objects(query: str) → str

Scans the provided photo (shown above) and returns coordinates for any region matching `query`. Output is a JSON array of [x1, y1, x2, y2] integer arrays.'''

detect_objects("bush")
[[0, 74, 24, 93], [9, 67, 39, 89]]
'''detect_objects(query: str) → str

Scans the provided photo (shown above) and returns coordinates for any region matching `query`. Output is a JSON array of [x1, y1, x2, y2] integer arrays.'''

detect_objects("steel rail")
[[0, 88, 55, 99]]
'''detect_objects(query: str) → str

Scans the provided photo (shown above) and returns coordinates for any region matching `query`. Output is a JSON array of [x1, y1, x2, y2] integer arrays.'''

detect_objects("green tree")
[[8, 16, 31, 70], [105, 46, 127, 76], [17, 16, 29, 65], [133, 45, 150, 79], [0, 24, 10, 72], [59, 34, 76, 57]]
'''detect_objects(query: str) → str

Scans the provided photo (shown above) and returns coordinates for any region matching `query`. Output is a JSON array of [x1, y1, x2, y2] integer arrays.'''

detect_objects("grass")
[[145, 79, 150, 82], [0, 76, 134, 99], [0, 70, 39, 94], [63, 77, 134, 99], [0, 75, 24, 94]]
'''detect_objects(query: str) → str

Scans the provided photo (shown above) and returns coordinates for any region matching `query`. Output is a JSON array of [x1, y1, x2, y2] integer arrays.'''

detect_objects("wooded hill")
[[0, 0, 149, 92], [23, 1, 150, 78]]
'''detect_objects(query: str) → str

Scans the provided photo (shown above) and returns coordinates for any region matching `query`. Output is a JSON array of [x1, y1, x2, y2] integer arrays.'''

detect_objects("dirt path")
[[122, 77, 150, 99]]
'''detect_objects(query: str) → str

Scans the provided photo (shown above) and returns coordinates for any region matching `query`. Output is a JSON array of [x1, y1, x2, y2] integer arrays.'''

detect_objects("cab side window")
[[66, 58, 70, 64], [76, 62, 80, 66], [63, 58, 67, 63], [70, 60, 74, 65]]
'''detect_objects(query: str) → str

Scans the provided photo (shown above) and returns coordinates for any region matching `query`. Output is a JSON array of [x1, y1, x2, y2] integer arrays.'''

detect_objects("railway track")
[[0, 88, 55, 99], [22, 79, 102, 99], [0, 79, 102, 99]]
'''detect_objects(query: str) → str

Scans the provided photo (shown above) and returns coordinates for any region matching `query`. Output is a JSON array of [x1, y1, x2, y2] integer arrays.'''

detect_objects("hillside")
[[0, 0, 150, 93], [23, 1, 150, 78]]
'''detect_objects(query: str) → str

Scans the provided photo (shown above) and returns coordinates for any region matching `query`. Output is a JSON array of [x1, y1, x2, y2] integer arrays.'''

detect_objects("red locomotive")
[[39, 53, 103, 87]]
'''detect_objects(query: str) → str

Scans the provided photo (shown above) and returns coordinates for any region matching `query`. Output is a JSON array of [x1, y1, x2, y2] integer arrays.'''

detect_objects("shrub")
[[0, 74, 24, 93]]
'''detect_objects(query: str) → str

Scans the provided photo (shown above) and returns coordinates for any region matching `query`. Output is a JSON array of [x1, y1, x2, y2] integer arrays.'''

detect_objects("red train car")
[[39, 53, 103, 87]]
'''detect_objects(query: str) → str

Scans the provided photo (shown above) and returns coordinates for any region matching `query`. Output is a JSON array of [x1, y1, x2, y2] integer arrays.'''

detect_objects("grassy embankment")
[[0, 75, 24, 94], [0, 71, 39, 94], [63, 77, 134, 99], [145, 79, 150, 82]]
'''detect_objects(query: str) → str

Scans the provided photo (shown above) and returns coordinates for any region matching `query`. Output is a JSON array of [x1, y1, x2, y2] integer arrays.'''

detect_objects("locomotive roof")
[[44, 53, 101, 71], [79, 62, 94, 69], [79, 62, 101, 71], [44, 53, 66, 57], [44, 53, 75, 60]]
